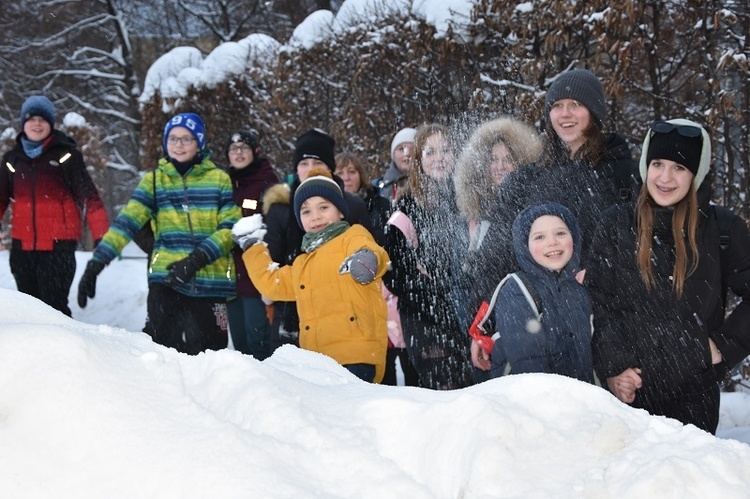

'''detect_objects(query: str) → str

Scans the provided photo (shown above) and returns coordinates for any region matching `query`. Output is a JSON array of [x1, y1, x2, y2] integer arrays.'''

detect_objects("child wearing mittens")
[[489, 202, 594, 383], [233, 167, 389, 383]]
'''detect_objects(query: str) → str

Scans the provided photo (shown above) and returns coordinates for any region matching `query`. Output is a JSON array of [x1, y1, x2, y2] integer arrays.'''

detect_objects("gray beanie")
[[545, 69, 606, 125]]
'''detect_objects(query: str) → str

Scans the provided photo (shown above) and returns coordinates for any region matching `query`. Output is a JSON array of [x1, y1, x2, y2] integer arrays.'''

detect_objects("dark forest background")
[[1, 0, 749, 223]]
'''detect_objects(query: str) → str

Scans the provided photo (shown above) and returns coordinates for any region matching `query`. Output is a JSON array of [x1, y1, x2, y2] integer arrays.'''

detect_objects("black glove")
[[78, 260, 106, 308], [164, 250, 210, 288]]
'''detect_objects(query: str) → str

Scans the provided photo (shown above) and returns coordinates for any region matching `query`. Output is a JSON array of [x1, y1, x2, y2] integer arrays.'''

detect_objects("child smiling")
[[234, 168, 390, 382]]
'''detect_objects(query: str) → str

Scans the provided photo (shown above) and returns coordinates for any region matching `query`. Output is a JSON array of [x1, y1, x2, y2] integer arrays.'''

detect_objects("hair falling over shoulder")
[[635, 186, 700, 298], [543, 119, 606, 166]]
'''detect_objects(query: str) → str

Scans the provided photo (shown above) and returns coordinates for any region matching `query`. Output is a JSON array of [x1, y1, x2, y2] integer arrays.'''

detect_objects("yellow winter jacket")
[[244, 224, 389, 382]]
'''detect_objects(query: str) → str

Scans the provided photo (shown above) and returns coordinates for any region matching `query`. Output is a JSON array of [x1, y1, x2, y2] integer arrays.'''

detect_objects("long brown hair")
[[407, 123, 453, 207], [543, 116, 606, 166], [635, 182, 700, 298]]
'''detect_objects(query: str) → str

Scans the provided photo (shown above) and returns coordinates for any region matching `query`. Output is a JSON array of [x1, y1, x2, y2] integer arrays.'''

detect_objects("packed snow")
[[1, 248, 749, 497], [139, 0, 482, 109]]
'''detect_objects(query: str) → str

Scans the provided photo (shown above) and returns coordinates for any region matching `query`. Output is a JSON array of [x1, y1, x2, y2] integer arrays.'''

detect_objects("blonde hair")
[[635, 184, 699, 298]]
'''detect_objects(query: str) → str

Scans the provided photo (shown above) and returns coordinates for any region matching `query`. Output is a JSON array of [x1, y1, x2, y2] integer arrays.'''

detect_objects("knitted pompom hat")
[[293, 167, 349, 228], [545, 68, 606, 126], [225, 129, 260, 158]]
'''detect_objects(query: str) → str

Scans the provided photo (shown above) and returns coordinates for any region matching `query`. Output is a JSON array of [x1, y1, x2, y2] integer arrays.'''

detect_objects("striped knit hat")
[[293, 167, 349, 228]]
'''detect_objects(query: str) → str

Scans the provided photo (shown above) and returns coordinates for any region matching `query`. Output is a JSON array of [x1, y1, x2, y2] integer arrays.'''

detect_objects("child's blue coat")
[[490, 203, 594, 382]]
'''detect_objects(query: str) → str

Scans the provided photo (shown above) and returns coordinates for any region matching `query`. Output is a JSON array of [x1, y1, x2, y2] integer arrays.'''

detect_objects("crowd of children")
[[4, 66, 750, 436]]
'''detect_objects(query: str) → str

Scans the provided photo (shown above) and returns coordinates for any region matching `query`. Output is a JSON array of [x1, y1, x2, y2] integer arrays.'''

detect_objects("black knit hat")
[[293, 167, 349, 228], [545, 69, 607, 125], [646, 125, 703, 177], [293, 129, 336, 171], [225, 129, 260, 158]]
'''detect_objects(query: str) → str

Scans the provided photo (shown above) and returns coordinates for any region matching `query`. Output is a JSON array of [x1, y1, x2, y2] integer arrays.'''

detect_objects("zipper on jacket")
[[31, 160, 37, 249], [181, 175, 197, 293]]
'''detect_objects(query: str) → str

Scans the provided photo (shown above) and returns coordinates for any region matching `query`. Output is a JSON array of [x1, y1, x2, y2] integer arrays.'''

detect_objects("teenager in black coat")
[[587, 119, 750, 434]]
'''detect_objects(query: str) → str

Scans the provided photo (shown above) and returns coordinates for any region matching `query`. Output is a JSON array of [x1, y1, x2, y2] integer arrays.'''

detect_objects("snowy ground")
[[1, 248, 749, 498]]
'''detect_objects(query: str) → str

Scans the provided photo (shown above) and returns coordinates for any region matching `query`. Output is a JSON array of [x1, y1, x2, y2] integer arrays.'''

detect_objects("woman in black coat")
[[587, 119, 750, 434], [468, 68, 637, 372]]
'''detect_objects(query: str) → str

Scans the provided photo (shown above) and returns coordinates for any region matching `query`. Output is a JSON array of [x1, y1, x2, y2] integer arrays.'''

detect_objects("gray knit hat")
[[545, 69, 606, 125]]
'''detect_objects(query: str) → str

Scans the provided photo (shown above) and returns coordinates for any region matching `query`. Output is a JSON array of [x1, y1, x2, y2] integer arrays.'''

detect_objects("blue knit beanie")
[[20, 96, 55, 128], [545, 69, 607, 126], [293, 167, 349, 228], [163, 112, 206, 152]]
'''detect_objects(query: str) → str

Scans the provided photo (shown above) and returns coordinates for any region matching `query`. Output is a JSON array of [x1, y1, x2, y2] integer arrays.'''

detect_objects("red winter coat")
[[0, 130, 109, 250]]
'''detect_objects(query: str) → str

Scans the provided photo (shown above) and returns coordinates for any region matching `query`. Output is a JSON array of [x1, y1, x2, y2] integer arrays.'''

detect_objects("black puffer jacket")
[[383, 188, 470, 329], [587, 196, 750, 398], [469, 133, 636, 309], [357, 186, 391, 246]]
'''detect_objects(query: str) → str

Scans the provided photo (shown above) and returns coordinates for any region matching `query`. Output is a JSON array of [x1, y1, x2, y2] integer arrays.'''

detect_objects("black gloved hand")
[[164, 250, 210, 288], [78, 260, 106, 308]]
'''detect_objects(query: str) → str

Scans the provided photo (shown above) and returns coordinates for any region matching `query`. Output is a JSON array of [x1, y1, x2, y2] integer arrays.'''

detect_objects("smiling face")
[[646, 159, 694, 207], [489, 142, 515, 186], [334, 161, 361, 193], [421, 132, 454, 179], [549, 99, 591, 157], [528, 215, 574, 272], [23, 116, 51, 142], [166, 126, 200, 163], [299, 195, 344, 233]]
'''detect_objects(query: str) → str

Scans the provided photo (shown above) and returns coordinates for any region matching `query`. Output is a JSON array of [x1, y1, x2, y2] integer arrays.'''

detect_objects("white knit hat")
[[390, 127, 417, 161]]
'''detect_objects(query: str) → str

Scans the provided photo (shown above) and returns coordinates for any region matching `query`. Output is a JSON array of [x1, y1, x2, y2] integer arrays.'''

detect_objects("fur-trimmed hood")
[[455, 117, 543, 221], [261, 182, 291, 215]]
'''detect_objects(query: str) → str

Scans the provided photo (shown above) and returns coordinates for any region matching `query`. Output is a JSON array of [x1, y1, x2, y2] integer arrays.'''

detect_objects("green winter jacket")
[[94, 155, 241, 298]]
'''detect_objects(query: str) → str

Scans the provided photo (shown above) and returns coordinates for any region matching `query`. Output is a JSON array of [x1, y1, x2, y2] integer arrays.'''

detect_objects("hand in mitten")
[[231, 214, 267, 251], [164, 249, 210, 288], [78, 260, 106, 308], [339, 249, 378, 284]]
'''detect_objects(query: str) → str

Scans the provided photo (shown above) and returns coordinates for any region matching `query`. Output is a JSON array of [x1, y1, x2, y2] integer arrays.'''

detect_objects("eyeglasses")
[[650, 121, 702, 138], [228, 144, 252, 154], [167, 136, 196, 145]]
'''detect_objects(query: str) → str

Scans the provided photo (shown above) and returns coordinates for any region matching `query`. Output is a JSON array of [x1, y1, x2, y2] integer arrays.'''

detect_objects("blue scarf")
[[21, 137, 44, 159]]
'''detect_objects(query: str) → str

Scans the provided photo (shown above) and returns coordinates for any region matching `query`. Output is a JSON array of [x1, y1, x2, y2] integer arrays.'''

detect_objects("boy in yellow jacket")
[[233, 167, 389, 382]]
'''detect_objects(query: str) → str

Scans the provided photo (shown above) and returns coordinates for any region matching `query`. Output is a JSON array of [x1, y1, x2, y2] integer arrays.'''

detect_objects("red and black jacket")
[[0, 130, 109, 251]]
